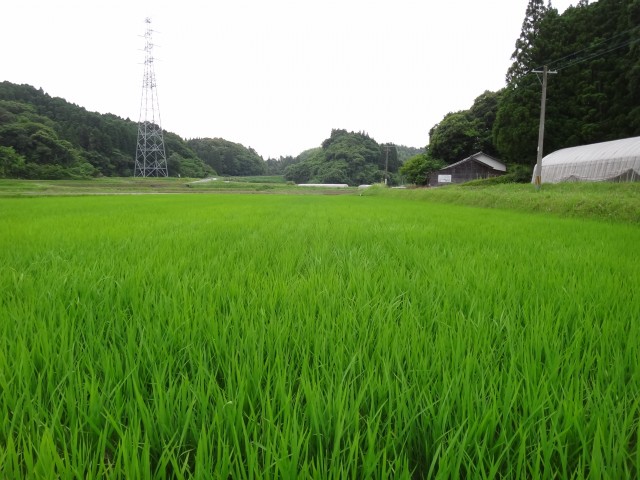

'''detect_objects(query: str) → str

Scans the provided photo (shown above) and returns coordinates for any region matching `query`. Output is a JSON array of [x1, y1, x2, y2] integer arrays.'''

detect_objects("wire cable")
[[545, 25, 639, 70], [528, 24, 639, 74], [555, 38, 636, 71]]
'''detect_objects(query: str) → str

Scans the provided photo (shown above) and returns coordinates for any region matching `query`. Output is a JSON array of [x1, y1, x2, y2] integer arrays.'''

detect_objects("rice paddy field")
[[1, 191, 639, 478]]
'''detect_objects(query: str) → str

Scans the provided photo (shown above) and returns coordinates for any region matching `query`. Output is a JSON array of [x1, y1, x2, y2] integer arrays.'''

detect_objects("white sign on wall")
[[438, 174, 452, 183]]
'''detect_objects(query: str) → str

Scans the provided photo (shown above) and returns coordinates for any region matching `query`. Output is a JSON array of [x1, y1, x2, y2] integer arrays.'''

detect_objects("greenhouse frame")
[[537, 136, 640, 183]]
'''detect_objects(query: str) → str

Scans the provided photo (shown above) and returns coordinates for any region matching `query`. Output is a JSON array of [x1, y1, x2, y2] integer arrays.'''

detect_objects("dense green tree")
[[507, 0, 549, 84], [0, 117, 97, 178], [395, 145, 425, 164], [187, 138, 265, 176], [428, 112, 481, 164], [0, 82, 136, 176], [468, 90, 503, 157], [163, 132, 211, 176], [0, 81, 211, 178], [399, 154, 444, 185], [493, 78, 542, 165], [283, 162, 312, 184], [283, 148, 323, 183], [314, 160, 350, 184], [322, 129, 381, 165], [494, 1, 556, 165], [284, 130, 395, 186], [427, 90, 504, 165], [265, 155, 297, 175], [494, 0, 640, 164], [166, 152, 214, 178], [0, 146, 26, 177], [547, 0, 640, 144], [491, 0, 555, 165]]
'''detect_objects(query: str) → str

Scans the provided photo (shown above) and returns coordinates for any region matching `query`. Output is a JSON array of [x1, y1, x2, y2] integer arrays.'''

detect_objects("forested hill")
[[0, 82, 267, 179], [187, 138, 265, 176], [282, 129, 401, 186], [425, 0, 640, 169], [0, 81, 216, 178], [0, 82, 416, 181]]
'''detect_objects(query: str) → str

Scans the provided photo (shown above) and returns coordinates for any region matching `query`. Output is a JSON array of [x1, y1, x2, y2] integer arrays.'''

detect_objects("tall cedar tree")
[[495, 0, 640, 164], [506, 0, 549, 84]]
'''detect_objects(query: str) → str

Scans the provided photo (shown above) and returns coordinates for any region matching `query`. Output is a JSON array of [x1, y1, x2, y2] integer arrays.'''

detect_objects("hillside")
[[0, 83, 418, 182], [0, 82, 230, 179], [283, 129, 401, 186], [187, 138, 265, 176]]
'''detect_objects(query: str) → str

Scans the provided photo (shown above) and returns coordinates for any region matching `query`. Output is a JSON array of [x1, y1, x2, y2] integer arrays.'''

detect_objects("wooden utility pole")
[[532, 65, 556, 190], [382, 144, 394, 185]]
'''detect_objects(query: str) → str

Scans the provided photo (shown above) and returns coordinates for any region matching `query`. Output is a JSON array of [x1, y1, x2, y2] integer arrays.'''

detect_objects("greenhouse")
[[538, 136, 640, 183]]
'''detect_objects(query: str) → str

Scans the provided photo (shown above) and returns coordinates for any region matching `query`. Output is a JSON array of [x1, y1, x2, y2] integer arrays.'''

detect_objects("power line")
[[555, 38, 636, 71], [544, 25, 639, 70], [531, 25, 640, 74]]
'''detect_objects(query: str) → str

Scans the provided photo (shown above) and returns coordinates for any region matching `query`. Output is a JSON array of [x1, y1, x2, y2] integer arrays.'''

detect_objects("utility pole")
[[382, 144, 394, 185], [532, 65, 556, 190]]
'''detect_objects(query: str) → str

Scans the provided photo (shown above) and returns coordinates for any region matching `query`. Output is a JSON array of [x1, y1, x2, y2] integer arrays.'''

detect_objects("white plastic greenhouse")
[[537, 136, 640, 183]]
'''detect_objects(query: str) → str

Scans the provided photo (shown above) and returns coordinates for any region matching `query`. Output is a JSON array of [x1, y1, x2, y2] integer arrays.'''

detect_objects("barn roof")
[[540, 136, 640, 183], [440, 152, 506, 172]]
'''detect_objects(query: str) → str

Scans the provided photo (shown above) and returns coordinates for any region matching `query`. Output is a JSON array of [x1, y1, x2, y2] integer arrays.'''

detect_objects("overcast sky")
[[2, 0, 580, 159]]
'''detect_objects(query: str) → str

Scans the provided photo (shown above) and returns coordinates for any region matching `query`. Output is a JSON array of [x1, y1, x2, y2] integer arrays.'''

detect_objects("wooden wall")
[[429, 160, 505, 187]]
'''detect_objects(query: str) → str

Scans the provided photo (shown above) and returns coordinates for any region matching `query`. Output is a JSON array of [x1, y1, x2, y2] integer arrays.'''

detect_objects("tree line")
[[404, 0, 640, 184], [2, 0, 638, 182], [277, 130, 401, 186], [0, 82, 265, 179]]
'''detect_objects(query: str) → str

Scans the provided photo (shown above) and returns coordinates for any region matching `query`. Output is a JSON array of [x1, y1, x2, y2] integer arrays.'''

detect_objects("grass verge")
[[364, 182, 640, 223]]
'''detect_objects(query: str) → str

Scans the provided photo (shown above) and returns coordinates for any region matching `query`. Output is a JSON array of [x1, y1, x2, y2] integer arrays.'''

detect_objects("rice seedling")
[[0, 194, 638, 478]]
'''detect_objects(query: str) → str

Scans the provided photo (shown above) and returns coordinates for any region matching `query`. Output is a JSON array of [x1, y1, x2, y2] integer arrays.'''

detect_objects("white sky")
[[2, 0, 579, 159]]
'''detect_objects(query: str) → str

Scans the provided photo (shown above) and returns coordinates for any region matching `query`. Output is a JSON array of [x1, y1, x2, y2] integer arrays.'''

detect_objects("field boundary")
[[362, 182, 640, 224], [2, 178, 638, 224]]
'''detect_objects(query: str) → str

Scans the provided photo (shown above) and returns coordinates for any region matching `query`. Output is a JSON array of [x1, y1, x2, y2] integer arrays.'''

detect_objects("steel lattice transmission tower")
[[134, 18, 168, 177]]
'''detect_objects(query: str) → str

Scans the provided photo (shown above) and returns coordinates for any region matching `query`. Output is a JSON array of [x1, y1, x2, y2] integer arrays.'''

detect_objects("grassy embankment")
[[0, 176, 302, 196], [1, 177, 638, 223], [1, 193, 638, 477], [364, 181, 640, 224]]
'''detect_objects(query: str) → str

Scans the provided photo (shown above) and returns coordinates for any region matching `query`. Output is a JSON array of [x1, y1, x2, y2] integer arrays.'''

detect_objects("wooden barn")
[[429, 152, 506, 186]]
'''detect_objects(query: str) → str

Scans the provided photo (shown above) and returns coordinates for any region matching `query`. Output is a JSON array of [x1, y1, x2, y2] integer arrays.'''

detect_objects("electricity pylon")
[[134, 17, 168, 177]]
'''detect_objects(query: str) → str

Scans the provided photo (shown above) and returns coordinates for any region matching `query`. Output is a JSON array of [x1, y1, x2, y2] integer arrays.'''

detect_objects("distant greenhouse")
[[537, 136, 640, 183]]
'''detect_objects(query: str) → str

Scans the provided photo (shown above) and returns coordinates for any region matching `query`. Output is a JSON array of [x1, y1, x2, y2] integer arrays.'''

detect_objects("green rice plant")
[[0, 194, 638, 478]]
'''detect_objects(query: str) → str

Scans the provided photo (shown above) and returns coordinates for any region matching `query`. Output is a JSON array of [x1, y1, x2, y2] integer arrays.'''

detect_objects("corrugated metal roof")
[[472, 153, 507, 172], [440, 152, 506, 172], [543, 136, 640, 166]]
